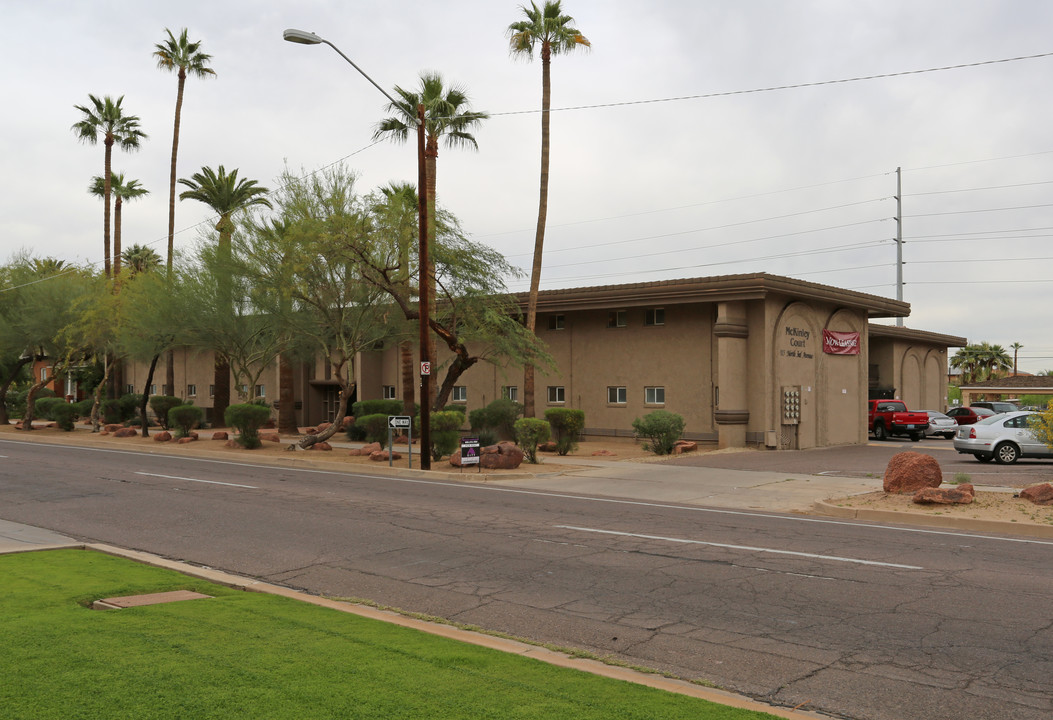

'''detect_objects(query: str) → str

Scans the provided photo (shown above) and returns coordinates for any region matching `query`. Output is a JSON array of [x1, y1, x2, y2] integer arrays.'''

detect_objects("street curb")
[[77, 543, 827, 720], [812, 499, 1053, 538]]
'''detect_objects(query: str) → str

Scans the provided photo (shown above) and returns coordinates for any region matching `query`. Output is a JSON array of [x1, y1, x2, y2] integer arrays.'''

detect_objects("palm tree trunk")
[[424, 143, 439, 412], [523, 47, 554, 419], [103, 140, 113, 278], [165, 72, 186, 402], [113, 196, 123, 277]]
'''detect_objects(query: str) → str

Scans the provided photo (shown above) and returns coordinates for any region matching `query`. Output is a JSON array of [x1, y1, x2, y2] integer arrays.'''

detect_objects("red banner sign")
[[823, 329, 860, 355]]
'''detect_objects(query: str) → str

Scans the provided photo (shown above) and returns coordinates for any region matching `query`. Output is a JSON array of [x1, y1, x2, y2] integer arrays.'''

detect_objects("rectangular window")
[[239, 384, 249, 396], [209, 384, 215, 398], [501, 386, 518, 401], [547, 386, 565, 404], [149, 384, 157, 396], [186, 384, 197, 397], [645, 308, 665, 326], [452, 386, 467, 402], [161, 384, 169, 396], [548, 314, 565, 330], [383, 385, 397, 400], [255, 384, 265, 398], [607, 310, 627, 328], [645, 386, 665, 405], [607, 386, 627, 404], [126, 384, 135, 395], [40, 367, 48, 382]]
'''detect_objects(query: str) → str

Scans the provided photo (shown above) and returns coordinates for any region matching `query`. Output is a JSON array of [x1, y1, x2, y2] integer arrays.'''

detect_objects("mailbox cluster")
[[782, 386, 801, 425]]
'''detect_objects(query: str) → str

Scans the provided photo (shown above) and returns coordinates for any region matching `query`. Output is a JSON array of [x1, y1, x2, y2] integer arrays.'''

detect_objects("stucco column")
[[714, 301, 749, 448]]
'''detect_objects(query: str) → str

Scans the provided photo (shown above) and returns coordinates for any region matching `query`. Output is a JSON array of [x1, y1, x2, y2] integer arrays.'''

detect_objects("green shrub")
[[168, 405, 204, 438], [101, 399, 123, 425], [514, 417, 551, 464], [444, 404, 467, 416], [632, 410, 685, 455], [118, 393, 142, 422], [224, 403, 272, 449], [51, 402, 77, 431], [34, 396, 65, 421], [149, 396, 183, 430], [475, 429, 498, 447], [351, 399, 405, 418], [469, 398, 523, 441], [71, 399, 94, 418], [419, 410, 466, 460], [544, 408, 585, 456], [355, 414, 392, 444]]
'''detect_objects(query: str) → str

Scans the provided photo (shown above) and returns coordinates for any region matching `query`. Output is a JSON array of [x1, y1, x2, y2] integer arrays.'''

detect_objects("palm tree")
[[507, 1, 590, 417], [121, 244, 163, 274], [90, 174, 149, 276], [155, 28, 215, 272], [71, 95, 147, 278], [373, 72, 488, 409], [1010, 342, 1023, 376], [179, 165, 271, 424]]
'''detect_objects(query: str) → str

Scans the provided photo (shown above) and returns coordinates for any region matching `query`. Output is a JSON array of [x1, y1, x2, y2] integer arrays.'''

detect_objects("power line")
[[492, 51, 1053, 117]]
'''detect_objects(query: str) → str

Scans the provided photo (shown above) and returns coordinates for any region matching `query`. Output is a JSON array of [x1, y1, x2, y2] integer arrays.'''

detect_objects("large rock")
[[537, 441, 558, 453], [113, 427, 138, 438], [349, 442, 383, 457], [153, 431, 172, 442], [104, 424, 122, 433], [260, 433, 281, 443], [480, 441, 524, 470], [883, 451, 942, 494], [1020, 483, 1053, 506], [913, 484, 975, 505], [673, 440, 698, 454], [370, 450, 401, 461], [176, 436, 197, 444], [212, 431, 229, 440], [307, 441, 332, 451]]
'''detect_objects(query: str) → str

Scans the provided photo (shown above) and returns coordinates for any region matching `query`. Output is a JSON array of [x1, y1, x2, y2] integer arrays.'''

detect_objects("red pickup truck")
[[868, 399, 930, 441]]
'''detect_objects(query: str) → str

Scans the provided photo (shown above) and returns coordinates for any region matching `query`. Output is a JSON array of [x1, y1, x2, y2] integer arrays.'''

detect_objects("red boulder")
[[1020, 483, 1053, 506], [913, 484, 975, 505], [883, 452, 942, 494]]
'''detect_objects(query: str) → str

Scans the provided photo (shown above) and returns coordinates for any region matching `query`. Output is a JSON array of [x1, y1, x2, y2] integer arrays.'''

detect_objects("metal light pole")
[[283, 29, 431, 469]]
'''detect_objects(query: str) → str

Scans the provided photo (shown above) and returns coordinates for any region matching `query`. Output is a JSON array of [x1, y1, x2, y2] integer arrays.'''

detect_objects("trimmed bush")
[[149, 396, 183, 430], [101, 399, 123, 425], [421, 410, 466, 460], [514, 417, 551, 464], [168, 405, 204, 438], [444, 404, 467, 416], [351, 399, 405, 418], [544, 408, 585, 456], [632, 410, 686, 455], [71, 399, 94, 418], [469, 398, 523, 441], [355, 414, 391, 444], [34, 396, 65, 421], [117, 393, 142, 422], [224, 403, 272, 449], [50, 402, 77, 431]]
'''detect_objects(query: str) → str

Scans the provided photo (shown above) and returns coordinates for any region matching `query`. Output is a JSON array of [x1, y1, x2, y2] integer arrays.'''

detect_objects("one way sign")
[[388, 415, 411, 429]]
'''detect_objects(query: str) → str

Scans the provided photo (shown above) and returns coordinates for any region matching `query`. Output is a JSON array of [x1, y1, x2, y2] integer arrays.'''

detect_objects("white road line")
[[557, 525, 925, 570], [134, 472, 257, 489]]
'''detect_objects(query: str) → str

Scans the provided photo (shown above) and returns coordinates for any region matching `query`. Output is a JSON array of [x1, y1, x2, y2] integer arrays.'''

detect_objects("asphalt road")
[[2, 437, 1052, 720], [667, 436, 1053, 487]]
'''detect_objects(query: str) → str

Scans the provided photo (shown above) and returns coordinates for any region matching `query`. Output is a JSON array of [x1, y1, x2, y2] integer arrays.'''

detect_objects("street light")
[[284, 28, 432, 470]]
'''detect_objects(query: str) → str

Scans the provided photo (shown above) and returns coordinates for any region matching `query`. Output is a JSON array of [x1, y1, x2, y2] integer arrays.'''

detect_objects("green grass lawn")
[[1, 549, 781, 720]]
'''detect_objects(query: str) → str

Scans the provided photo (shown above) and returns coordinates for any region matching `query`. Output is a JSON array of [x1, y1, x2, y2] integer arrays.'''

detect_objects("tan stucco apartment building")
[[126, 273, 966, 451]]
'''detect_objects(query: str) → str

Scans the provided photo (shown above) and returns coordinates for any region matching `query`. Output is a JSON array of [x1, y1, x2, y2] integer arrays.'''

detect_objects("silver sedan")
[[923, 410, 957, 439], [952, 411, 1053, 464]]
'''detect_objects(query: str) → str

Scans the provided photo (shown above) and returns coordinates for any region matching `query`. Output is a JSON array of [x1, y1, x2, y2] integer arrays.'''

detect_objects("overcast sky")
[[4, 0, 1052, 372]]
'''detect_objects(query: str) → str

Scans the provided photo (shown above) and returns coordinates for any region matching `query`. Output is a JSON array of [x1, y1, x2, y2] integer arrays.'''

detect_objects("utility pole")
[[895, 166, 904, 327]]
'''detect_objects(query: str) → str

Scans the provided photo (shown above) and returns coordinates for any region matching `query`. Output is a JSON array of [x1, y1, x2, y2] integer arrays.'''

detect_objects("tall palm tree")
[[155, 28, 215, 272], [507, 1, 590, 417], [121, 244, 163, 274], [71, 95, 147, 278], [1010, 342, 1023, 376], [179, 165, 271, 424], [373, 72, 488, 409], [91, 174, 149, 277]]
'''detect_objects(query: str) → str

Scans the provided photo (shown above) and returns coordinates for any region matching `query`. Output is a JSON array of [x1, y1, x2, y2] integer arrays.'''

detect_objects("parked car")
[[946, 406, 997, 425], [868, 399, 929, 441], [971, 401, 1019, 413], [953, 411, 1053, 464], [923, 410, 957, 439]]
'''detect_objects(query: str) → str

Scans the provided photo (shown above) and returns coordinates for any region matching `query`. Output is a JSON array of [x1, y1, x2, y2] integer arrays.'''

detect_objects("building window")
[[149, 384, 157, 396], [502, 386, 518, 401], [255, 384, 266, 398], [607, 386, 627, 404], [607, 310, 627, 328], [239, 384, 249, 396], [548, 314, 565, 330], [547, 386, 565, 404], [383, 385, 397, 399], [209, 384, 215, 398], [41, 367, 49, 382], [126, 384, 135, 394], [645, 386, 665, 405], [161, 384, 169, 396], [452, 386, 467, 402], [645, 308, 665, 326], [187, 384, 197, 397]]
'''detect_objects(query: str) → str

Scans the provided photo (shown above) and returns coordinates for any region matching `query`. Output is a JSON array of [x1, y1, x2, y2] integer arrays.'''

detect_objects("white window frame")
[[452, 386, 467, 402], [607, 386, 627, 404], [607, 310, 627, 328], [255, 384, 266, 398], [645, 308, 665, 326], [383, 385, 397, 400], [645, 386, 665, 405], [547, 386, 566, 404], [187, 384, 197, 397], [502, 386, 518, 401], [548, 314, 565, 330]]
